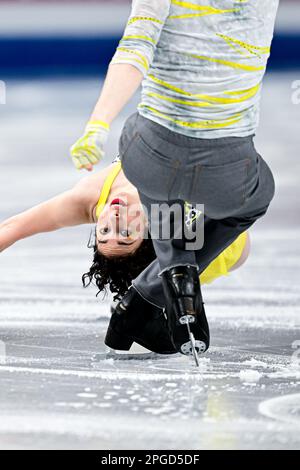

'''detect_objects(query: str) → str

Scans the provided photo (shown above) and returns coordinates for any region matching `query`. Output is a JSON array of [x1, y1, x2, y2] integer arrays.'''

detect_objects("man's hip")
[[119, 112, 275, 218]]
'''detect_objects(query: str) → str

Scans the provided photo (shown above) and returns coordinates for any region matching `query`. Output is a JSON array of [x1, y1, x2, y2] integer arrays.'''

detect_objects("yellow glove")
[[70, 120, 110, 171]]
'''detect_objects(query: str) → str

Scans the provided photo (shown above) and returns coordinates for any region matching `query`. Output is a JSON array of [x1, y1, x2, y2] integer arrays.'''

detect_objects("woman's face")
[[96, 194, 148, 257]]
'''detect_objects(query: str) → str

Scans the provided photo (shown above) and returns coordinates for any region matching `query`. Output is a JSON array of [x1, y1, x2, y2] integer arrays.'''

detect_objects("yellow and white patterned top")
[[111, 0, 279, 138]]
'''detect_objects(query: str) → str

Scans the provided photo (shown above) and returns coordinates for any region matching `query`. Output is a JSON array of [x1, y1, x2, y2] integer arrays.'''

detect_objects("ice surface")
[[0, 73, 299, 450], [239, 370, 262, 384]]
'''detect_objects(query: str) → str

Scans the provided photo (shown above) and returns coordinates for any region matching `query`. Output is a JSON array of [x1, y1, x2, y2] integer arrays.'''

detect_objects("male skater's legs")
[[132, 210, 266, 309], [120, 114, 275, 356]]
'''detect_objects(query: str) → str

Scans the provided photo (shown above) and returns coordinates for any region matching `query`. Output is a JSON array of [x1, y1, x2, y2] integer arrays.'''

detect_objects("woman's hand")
[[70, 121, 110, 171]]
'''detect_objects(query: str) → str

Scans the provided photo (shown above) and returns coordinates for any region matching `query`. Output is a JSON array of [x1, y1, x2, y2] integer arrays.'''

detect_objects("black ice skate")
[[105, 287, 177, 355], [161, 265, 210, 366]]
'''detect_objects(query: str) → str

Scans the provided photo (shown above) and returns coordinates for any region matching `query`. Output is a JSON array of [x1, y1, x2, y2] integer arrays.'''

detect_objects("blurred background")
[[0, 0, 300, 75]]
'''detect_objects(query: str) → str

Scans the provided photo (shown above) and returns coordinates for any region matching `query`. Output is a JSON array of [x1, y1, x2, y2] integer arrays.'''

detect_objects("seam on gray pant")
[[132, 281, 164, 309]]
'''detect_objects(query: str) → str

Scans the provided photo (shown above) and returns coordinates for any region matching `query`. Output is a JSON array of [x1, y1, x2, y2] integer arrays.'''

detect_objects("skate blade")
[[181, 339, 207, 357], [181, 322, 206, 367]]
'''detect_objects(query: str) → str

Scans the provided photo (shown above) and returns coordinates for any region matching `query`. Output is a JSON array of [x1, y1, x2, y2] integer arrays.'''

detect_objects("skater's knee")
[[253, 197, 274, 220]]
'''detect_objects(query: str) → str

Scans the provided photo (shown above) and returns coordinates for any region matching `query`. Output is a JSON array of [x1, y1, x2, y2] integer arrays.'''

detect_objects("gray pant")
[[119, 112, 275, 308]]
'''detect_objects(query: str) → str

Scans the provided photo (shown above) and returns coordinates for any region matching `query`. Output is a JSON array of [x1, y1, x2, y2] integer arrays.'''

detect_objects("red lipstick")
[[111, 198, 126, 207]]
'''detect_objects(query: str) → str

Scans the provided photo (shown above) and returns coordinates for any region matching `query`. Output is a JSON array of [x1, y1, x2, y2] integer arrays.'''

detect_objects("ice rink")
[[0, 73, 300, 450]]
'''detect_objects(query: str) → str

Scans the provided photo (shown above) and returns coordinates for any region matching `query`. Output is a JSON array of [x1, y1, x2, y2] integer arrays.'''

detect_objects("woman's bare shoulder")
[[71, 163, 119, 221], [73, 163, 116, 193]]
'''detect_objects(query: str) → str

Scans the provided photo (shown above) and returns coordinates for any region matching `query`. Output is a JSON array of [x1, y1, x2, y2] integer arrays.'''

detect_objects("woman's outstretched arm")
[[0, 166, 114, 253], [0, 190, 86, 253]]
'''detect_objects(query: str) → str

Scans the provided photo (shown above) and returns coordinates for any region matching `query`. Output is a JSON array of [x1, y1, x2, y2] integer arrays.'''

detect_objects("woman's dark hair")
[[82, 234, 156, 301]]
